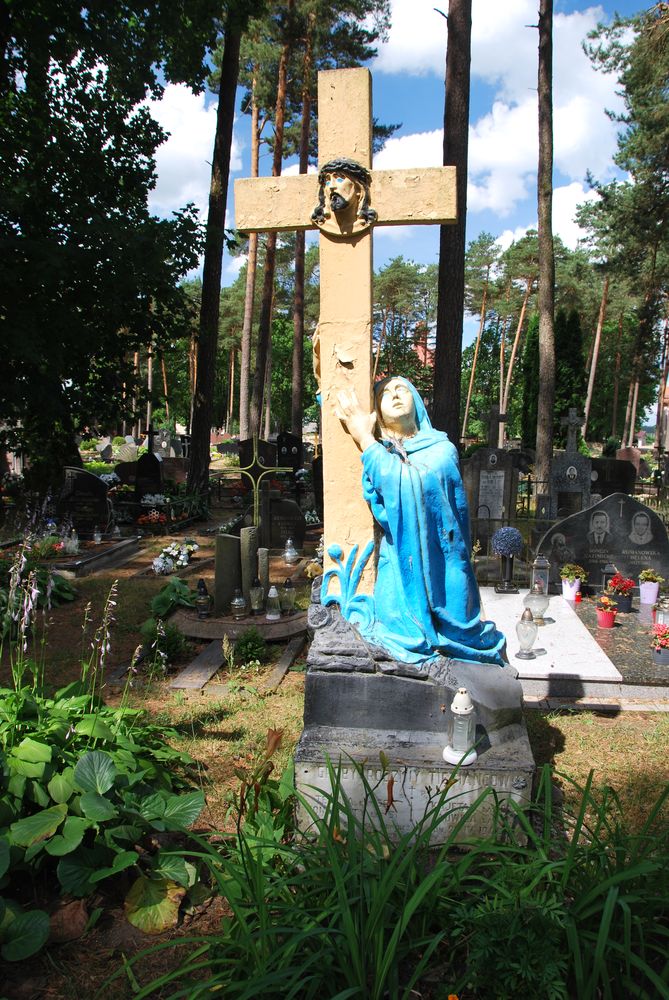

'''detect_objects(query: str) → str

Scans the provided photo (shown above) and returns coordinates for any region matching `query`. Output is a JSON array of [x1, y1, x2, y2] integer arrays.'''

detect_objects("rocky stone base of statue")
[[295, 602, 536, 843]]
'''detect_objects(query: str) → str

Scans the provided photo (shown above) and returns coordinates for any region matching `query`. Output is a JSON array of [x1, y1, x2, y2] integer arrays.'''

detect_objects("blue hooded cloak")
[[358, 377, 506, 666]]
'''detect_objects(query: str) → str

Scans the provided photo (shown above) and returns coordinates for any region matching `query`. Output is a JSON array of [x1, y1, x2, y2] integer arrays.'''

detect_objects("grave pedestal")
[[295, 609, 535, 843]]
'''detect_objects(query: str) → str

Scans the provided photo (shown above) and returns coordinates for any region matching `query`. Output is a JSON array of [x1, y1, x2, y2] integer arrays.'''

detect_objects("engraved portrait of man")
[[587, 510, 611, 546]]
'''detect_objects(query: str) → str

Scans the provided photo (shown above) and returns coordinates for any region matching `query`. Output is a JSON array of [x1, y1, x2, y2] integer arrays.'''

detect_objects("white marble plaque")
[[479, 469, 505, 519]]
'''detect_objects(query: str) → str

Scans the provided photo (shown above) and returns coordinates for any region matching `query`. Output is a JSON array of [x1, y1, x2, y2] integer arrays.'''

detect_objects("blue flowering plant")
[[491, 527, 523, 557]]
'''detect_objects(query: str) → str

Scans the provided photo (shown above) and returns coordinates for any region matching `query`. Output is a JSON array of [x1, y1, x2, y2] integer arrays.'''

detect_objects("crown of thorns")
[[317, 158, 372, 187]]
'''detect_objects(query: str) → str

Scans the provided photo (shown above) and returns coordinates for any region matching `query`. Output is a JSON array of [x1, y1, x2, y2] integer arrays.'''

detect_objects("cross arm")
[[234, 166, 457, 233]]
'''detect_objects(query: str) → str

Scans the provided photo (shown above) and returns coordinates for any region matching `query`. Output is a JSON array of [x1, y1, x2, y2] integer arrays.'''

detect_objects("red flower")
[[607, 572, 634, 596]]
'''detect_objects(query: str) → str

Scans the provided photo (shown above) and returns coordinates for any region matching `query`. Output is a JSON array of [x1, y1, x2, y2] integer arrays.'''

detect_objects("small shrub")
[[234, 626, 268, 666], [140, 618, 190, 666]]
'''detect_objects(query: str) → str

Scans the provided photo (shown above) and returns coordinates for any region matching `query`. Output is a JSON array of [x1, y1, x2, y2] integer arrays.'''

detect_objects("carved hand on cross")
[[335, 388, 377, 453]]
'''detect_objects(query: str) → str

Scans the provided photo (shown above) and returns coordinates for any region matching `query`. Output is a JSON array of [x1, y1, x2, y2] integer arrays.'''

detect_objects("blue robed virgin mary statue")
[[334, 376, 505, 667]]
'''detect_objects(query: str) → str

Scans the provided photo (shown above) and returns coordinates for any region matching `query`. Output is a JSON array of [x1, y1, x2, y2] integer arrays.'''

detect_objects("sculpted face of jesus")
[[323, 171, 359, 214]]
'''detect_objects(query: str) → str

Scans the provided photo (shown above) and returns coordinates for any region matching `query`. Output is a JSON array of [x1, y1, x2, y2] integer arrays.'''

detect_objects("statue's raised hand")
[[335, 388, 377, 452]]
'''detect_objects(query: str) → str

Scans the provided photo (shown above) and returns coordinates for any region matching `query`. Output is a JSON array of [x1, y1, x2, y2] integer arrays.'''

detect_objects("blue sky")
[[146, 0, 643, 344]]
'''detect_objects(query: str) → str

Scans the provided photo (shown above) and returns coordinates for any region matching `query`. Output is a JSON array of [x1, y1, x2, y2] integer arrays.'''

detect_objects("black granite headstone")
[[269, 497, 306, 549], [276, 431, 303, 476], [238, 438, 277, 484], [549, 409, 591, 519], [135, 451, 163, 501], [462, 448, 518, 533], [537, 493, 669, 591], [57, 467, 111, 535], [312, 454, 323, 519], [114, 460, 138, 487], [590, 457, 636, 500]]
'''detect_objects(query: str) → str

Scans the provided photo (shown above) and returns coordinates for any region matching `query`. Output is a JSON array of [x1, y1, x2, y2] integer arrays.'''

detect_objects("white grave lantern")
[[443, 688, 477, 766]]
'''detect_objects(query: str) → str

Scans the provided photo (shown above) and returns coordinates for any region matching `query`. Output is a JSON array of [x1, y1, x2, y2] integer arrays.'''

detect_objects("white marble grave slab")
[[480, 587, 622, 684]]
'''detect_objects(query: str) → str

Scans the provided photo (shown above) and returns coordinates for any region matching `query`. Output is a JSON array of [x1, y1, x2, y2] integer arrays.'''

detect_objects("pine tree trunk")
[[462, 278, 488, 439], [628, 376, 640, 447], [534, 0, 555, 487], [291, 13, 315, 437], [622, 374, 635, 445], [611, 313, 623, 438], [581, 274, 609, 439], [160, 352, 169, 424], [249, 18, 292, 437], [654, 314, 669, 452], [238, 78, 260, 441], [432, 0, 472, 442], [499, 277, 532, 447], [188, 15, 243, 494]]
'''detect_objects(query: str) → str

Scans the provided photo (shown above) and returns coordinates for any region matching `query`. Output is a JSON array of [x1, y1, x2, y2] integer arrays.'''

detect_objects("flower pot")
[[613, 593, 633, 613], [596, 608, 616, 629], [561, 578, 580, 600], [639, 580, 660, 605], [652, 646, 669, 666]]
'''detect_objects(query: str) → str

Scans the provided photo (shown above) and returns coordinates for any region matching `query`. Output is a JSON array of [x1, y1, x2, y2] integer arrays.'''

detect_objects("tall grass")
[[112, 761, 669, 1000]]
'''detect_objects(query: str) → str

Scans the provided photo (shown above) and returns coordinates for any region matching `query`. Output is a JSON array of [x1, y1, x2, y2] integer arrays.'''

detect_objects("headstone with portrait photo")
[[537, 493, 669, 592], [462, 447, 518, 542], [549, 408, 591, 519]]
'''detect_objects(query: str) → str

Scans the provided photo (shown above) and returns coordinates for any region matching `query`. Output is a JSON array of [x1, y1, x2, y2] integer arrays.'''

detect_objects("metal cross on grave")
[[235, 68, 456, 591], [561, 407, 584, 455]]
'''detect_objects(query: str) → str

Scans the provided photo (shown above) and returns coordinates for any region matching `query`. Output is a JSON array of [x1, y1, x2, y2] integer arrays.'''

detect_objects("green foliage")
[[233, 627, 269, 666], [0, 682, 205, 946], [83, 460, 115, 476], [118, 764, 669, 999], [150, 577, 196, 619], [520, 313, 540, 449], [140, 618, 190, 667], [554, 309, 587, 446]]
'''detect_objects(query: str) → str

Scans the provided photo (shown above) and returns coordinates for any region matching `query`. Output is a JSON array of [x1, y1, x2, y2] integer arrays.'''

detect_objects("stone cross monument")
[[235, 68, 456, 589]]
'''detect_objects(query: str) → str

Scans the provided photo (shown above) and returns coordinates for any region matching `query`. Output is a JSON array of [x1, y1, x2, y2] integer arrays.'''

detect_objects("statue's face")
[[323, 171, 359, 214], [378, 379, 417, 433]]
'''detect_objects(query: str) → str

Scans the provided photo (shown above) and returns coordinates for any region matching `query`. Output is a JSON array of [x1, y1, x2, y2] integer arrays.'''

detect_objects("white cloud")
[[146, 83, 242, 221], [553, 181, 598, 249]]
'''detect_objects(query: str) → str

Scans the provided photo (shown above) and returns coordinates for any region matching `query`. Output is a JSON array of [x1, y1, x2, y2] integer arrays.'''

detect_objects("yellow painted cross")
[[235, 68, 456, 590]]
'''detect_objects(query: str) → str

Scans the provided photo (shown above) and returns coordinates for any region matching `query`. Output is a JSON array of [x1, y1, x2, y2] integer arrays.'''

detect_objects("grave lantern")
[[523, 580, 549, 625], [196, 579, 212, 619], [230, 588, 246, 620], [442, 688, 477, 766], [531, 554, 550, 596], [656, 597, 669, 626], [283, 538, 299, 564], [602, 564, 617, 593], [265, 585, 281, 621], [280, 578, 296, 615], [249, 577, 264, 615], [515, 607, 538, 659]]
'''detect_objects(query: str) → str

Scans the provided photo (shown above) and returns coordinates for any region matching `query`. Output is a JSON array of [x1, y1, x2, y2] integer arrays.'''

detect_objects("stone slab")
[[171, 607, 307, 641], [295, 726, 534, 844], [260, 635, 306, 693], [481, 587, 622, 685]]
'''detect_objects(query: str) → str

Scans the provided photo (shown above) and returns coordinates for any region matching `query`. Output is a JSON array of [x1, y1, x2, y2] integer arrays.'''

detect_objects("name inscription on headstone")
[[478, 470, 505, 520]]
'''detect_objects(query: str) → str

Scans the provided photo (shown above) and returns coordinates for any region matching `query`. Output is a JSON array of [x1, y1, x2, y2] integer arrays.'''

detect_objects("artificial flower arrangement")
[[152, 539, 199, 575], [137, 510, 168, 526], [606, 572, 634, 596], [639, 568, 665, 584], [141, 493, 168, 507], [595, 594, 618, 613], [651, 623, 669, 650], [491, 526, 523, 557], [560, 563, 587, 583]]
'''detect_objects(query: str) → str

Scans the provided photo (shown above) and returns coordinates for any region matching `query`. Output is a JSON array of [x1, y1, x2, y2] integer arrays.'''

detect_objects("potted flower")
[[595, 594, 618, 629], [606, 571, 635, 613], [639, 568, 664, 606], [651, 623, 669, 665], [559, 563, 587, 601]]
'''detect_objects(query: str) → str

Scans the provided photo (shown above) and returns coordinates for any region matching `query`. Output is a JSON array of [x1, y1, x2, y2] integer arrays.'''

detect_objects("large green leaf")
[[151, 853, 191, 888], [104, 823, 142, 845], [44, 816, 90, 857], [8, 758, 47, 779], [89, 850, 139, 884], [0, 839, 9, 879], [161, 791, 205, 830], [0, 909, 50, 961], [48, 769, 75, 804], [29, 779, 51, 809], [80, 791, 118, 822], [13, 738, 52, 764], [124, 876, 185, 934], [57, 846, 111, 896], [74, 751, 116, 794], [74, 716, 115, 741], [9, 804, 67, 847]]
